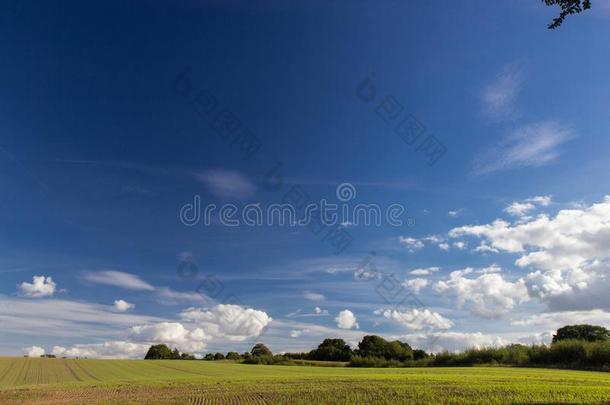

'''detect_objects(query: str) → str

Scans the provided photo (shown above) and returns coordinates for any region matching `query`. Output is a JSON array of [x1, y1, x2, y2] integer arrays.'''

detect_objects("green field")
[[2, 357, 610, 404]]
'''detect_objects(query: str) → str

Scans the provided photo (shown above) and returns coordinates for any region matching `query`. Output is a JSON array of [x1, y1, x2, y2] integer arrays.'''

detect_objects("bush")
[[549, 340, 587, 365], [587, 340, 610, 367], [348, 356, 403, 368], [527, 345, 551, 365]]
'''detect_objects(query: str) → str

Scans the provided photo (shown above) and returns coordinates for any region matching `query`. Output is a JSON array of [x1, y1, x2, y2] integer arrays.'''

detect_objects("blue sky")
[[2, 0, 610, 358]]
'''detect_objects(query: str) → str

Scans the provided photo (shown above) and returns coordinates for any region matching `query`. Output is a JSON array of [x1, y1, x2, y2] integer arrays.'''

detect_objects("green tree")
[[357, 335, 387, 358], [214, 352, 225, 360], [226, 351, 241, 360], [203, 353, 215, 360], [144, 344, 173, 360], [386, 340, 413, 361], [357, 336, 413, 361], [309, 338, 353, 362], [543, 0, 591, 29], [251, 343, 272, 357], [413, 349, 429, 361], [552, 324, 610, 343]]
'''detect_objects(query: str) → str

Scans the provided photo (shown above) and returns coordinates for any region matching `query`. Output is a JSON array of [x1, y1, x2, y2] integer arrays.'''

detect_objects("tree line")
[[144, 324, 610, 371]]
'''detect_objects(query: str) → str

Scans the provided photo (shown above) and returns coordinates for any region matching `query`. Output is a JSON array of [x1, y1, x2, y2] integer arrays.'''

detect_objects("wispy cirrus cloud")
[[481, 64, 523, 120], [472, 121, 574, 176], [81, 270, 155, 291], [195, 169, 256, 200]]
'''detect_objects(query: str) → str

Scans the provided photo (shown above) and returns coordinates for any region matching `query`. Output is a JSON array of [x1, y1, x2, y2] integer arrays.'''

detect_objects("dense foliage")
[[552, 324, 610, 343], [143, 324, 610, 371], [309, 338, 353, 362]]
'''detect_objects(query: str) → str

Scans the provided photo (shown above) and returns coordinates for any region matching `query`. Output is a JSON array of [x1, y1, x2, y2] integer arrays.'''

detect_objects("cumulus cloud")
[[19, 276, 56, 298], [180, 304, 272, 342], [472, 121, 574, 176], [376, 308, 453, 331], [25, 303, 272, 359], [303, 291, 325, 302], [130, 322, 207, 353], [314, 307, 328, 315], [409, 267, 440, 276], [504, 195, 552, 217], [452, 241, 467, 250], [450, 196, 610, 310], [23, 346, 45, 357], [399, 236, 424, 252], [434, 267, 528, 318], [113, 300, 134, 312], [290, 329, 304, 338], [51, 341, 150, 359], [335, 309, 359, 329], [511, 309, 610, 330], [81, 271, 155, 291], [398, 332, 508, 353], [402, 278, 429, 294], [195, 169, 256, 200]]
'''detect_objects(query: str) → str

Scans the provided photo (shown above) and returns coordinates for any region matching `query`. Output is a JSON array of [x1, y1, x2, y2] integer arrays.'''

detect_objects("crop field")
[[1, 357, 610, 404]]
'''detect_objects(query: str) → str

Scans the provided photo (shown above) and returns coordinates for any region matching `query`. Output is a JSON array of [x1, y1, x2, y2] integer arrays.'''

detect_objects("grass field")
[[1, 357, 610, 404]]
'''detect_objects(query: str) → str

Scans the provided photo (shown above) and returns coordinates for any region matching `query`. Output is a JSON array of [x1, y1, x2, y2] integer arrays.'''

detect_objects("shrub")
[[549, 340, 587, 366], [587, 340, 610, 366], [348, 356, 403, 368]]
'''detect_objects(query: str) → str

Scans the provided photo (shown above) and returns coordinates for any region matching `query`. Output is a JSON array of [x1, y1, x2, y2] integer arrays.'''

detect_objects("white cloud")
[[438, 243, 450, 251], [377, 308, 453, 331], [409, 267, 440, 276], [130, 322, 207, 353], [19, 276, 56, 298], [303, 291, 325, 302], [335, 309, 359, 329], [398, 332, 508, 353], [0, 297, 164, 339], [399, 236, 424, 252], [195, 169, 256, 200], [452, 241, 467, 250], [505, 195, 552, 217], [290, 329, 304, 338], [434, 267, 528, 318], [481, 64, 522, 119], [473, 243, 499, 254], [113, 300, 134, 312], [511, 309, 610, 330], [472, 121, 574, 176], [402, 278, 429, 294], [450, 196, 610, 311], [314, 307, 328, 315], [81, 271, 155, 291], [156, 287, 209, 305], [180, 304, 272, 342], [23, 346, 45, 357], [448, 209, 463, 218], [505, 201, 535, 217], [51, 341, 150, 359]]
